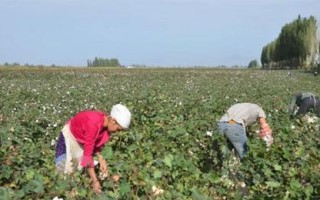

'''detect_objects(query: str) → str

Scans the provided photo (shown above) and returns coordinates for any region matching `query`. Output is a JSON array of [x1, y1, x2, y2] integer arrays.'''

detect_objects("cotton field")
[[0, 67, 319, 199]]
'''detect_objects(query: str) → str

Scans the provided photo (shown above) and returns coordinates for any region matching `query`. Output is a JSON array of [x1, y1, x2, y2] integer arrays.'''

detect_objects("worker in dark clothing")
[[289, 92, 320, 118]]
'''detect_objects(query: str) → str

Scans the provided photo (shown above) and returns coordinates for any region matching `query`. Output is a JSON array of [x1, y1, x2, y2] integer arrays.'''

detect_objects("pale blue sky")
[[0, 0, 319, 67]]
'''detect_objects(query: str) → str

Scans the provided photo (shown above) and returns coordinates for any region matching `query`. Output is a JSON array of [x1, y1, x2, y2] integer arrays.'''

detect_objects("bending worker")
[[289, 92, 320, 118], [217, 103, 273, 160]]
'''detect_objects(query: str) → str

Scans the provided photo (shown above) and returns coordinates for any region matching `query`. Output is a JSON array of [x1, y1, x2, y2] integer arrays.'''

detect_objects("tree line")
[[87, 57, 121, 67], [261, 15, 319, 70]]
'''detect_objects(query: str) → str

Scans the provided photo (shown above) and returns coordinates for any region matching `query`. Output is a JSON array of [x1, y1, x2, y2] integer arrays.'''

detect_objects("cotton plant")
[[206, 131, 213, 137], [303, 114, 318, 124]]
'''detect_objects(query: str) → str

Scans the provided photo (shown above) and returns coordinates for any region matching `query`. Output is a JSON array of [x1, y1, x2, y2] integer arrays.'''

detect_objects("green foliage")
[[261, 15, 319, 70], [247, 60, 260, 69], [0, 68, 320, 199], [87, 57, 121, 67]]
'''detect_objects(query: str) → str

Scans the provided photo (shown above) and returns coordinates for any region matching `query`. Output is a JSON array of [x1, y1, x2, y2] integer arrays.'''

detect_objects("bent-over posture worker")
[[217, 103, 273, 160], [289, 92, 320, 118]]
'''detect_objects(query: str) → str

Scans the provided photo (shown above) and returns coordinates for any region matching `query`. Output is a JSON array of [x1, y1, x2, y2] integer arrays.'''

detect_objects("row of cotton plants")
[[0, 68, 319, 199]]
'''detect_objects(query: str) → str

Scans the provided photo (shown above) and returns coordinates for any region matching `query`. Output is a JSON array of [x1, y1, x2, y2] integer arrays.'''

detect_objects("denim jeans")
[[217, 122, 248, 159]]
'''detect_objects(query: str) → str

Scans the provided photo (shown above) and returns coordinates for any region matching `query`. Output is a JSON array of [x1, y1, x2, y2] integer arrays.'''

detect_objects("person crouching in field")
[[55, 104, 131, 194], [289, 92, 320, 118], [217, 103, 273, 160]]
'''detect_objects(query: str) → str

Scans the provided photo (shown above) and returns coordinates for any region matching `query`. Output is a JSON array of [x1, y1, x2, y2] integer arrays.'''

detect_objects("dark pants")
[[297, 96, 320, 116]]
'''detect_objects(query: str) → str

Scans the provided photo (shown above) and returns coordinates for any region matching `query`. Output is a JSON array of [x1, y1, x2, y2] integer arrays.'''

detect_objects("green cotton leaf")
[[119, 182, 131, 196], [288, 167, 297, 177], [127, 144, 138, 152], [164, 154, 174, 168], [14, 190, 25, 199], [191, 187, 208, 200], [102, 145, 113, 159], [273, 164, 282, 171], [77, 188, 87, 197], [25, 169, 35, 181], [1, 166, 13, 179], [290, 179, 301, 191], [55, 180, 69, 192], [0, 187, 13, 199], [294, 147, 304, 157], [305, 185, 313, 197], [153, 170, 162, 179], [29, 180, 44, 193], [176, 183, 184, 192], [266, 181, 281, 188]]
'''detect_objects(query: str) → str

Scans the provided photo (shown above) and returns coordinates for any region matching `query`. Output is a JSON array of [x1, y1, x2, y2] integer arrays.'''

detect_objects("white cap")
[[110, 104, 131, 129]]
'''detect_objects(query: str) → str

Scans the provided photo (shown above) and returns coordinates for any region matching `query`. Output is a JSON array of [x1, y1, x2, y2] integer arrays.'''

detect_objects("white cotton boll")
[[239, 182, 246, 187], [302, 115, 318, 123], [53, 197, 63, 200], [152, 186, 164, 196], [233, 156, 238, 161], [206, 131, 213, 137], [98, 172, 108, 180], [51, 139, 56, 146], [262, 135, 273, 147], [307, 116, 318, 123], [23, 137, 32, 142], [291, 125, 295, 129]]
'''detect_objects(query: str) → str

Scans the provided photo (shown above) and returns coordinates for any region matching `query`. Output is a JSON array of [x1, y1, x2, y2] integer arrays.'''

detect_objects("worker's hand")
[[259, 123, 273, 147], [99, 158, 108, 177], [112, 174, 121, 182], [92, 180, 102, 194], [259, 123, 272, 136]]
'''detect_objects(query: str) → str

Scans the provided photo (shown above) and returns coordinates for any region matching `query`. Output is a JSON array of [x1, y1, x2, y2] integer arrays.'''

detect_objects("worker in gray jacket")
[[217, 103, 273, 160], [289, 92, 320, 118]]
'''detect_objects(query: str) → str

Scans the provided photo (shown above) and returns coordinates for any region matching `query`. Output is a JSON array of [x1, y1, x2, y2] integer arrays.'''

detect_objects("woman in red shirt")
[[55, 104, 131, 193]]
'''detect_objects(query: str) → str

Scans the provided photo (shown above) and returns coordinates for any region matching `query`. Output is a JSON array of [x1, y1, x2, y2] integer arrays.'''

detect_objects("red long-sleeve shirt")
[[69, 110, 110, 168]]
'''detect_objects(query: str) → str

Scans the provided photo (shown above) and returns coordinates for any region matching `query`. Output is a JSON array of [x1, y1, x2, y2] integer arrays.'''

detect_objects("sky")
[[0, 0, 319, 67]]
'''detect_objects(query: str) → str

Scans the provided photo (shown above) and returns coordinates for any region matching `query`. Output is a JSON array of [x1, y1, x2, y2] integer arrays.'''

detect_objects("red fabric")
[[69, 110, 110, 168]]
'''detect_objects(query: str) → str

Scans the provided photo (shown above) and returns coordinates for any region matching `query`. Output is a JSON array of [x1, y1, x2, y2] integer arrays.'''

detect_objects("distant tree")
[[109, 58, 120, 66], [261, 15, 319, 70], [248, 60, 260, 68], [87, 59, 92, 67], [87, 57, 121, 67]]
